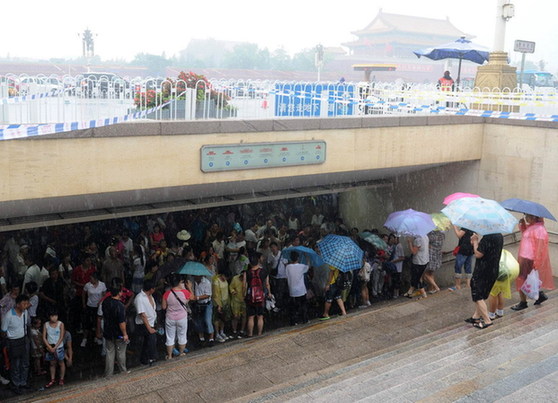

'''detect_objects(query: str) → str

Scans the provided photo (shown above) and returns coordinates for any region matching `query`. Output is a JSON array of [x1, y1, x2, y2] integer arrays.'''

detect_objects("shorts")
[[325, 284, 342, 303], [246, 303, 265, 317], [45, 345, 65, 361]]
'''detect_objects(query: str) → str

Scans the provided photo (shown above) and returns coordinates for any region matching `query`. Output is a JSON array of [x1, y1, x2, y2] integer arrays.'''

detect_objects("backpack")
[[246, 268, 265, 304]]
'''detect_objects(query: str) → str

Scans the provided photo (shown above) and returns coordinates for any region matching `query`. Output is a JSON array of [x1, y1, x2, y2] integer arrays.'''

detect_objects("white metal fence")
[[1, 75, 558, 128]]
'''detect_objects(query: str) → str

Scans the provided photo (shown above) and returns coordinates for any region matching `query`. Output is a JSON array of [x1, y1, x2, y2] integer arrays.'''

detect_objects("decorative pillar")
[[473, 0, 518, 111]]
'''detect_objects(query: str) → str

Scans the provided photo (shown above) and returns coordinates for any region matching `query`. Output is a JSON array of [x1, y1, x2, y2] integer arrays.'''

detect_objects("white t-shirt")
[[83, 281, 107, 307], [412, 235, 430, 266], [134, 290, 157, 326], [194, 277, 212, 304], [393, 243, 405, 273], [286, 263, 309, 298], [28, 294, 39, 317]]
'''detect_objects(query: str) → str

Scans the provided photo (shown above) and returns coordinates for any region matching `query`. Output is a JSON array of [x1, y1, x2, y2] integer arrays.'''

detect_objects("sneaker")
[[215, 335, 225, 343], [0, 376, 10, 385], [511, 301, 528, 311], [236, 333, 243, 339], [319, 315, 330, 321], [95, 338, 103, 345], [199, 337, 205, 342], [172, 348, 180, 356], [358, 305, 368, 309], [80, 338, 87, 348], [534, 292, 548, 305]]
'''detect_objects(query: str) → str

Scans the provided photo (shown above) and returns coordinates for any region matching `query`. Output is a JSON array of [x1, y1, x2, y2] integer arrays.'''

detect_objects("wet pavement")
[[4, 275, 556, 402]]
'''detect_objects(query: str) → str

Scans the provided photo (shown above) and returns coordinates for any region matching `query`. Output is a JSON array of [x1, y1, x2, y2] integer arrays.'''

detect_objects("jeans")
[[194, 303, 214, 335], [137, 324, 157, 364], [454, 253, 473, 278], [7, 337, 29, 387], [104, 338, 127, 377]]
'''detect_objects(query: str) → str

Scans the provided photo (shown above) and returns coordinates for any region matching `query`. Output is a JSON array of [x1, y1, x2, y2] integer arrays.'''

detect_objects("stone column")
[[473, 0, 517, 111]]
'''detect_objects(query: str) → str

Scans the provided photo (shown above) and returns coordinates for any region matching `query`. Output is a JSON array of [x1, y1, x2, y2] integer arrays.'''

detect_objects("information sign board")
[[201, 141, 326, 172]]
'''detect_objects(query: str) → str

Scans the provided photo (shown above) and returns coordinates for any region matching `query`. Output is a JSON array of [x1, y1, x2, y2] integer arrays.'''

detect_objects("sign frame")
[[514, 40, 535, 54], [201, 140, 327, 173]]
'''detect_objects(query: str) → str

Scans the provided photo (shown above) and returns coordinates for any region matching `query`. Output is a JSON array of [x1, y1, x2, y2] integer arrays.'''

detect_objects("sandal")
[[402, 292, 413, 298], [473, 322, 493, 330], [417, 295, 427, 300], [464, 317, 481, 324], [45, 379, 57, 388], [165, 355, 172, 360]]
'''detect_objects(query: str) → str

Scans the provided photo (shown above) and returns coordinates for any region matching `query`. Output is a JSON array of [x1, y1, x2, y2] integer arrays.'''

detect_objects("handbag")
[[520, 269, 541, 300], [452, 246, 460, 256]]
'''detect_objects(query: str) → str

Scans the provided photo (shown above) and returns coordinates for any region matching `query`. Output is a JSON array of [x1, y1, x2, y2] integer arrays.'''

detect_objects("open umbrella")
[[177, 261, 213, 276], [384, 209, 436, 236], [441, 197, 517, 235], [443, 192, 480, 205], [358, 232, 390, 252], [281, 246, 325, 267], [431, 212, 452, 231], [500, 198, 557, 221], [317, 234, 363, 273], [413, 36, 490, 86]]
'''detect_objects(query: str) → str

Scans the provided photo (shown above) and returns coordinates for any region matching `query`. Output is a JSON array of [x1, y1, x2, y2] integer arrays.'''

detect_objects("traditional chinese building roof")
[[352, 9, 468, 37], [343, 9, 471, 56]]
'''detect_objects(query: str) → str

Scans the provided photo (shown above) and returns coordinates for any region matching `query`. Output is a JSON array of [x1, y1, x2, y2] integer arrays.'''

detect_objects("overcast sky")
[[2, 0, 556, 71]]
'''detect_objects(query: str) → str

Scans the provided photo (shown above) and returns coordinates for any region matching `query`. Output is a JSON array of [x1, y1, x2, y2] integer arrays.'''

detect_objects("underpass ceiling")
[[0, 162, 450, 231]]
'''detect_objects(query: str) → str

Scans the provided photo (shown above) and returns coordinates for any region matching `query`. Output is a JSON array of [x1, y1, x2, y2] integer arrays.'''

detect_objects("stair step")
[[270, 303, 558, 402]]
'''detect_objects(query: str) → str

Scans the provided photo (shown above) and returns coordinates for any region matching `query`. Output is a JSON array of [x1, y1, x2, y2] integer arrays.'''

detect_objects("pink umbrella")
[[443, 192, 480, 205]]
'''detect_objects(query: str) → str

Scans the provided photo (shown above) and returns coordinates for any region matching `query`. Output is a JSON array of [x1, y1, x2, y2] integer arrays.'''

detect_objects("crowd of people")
[[0, 195, 553, 396]]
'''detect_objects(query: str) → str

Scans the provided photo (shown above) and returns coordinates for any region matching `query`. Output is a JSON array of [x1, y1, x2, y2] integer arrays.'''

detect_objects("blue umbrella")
[[441, 197, 517, 235], [414, 36, 490, 86], [177, 261, 213, 276], [384, 209, 436, 236], [500, 198, 557, 221], [317, 234, 363, 273], [281, 246, 324, 267]]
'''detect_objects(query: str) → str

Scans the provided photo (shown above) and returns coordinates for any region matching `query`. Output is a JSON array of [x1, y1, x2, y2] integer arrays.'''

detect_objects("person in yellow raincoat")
[[488, 249, 519, 320], [228, 268, 246, 338], [211, 269, 231, 343]]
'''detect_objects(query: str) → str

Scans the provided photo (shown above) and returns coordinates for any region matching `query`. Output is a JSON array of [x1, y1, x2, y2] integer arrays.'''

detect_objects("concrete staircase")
[[245, 288, 558, 402]]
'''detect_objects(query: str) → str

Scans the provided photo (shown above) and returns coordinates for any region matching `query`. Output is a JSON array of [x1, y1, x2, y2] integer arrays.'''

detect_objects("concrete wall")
[[0, 117, 483, 207], [478, 121, 558, 233]]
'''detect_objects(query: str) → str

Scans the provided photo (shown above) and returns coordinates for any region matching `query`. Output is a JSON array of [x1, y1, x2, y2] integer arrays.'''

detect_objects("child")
[[42, 309, 66, 388], [25, 281, 39, 319], [30, 317, 46, 376]]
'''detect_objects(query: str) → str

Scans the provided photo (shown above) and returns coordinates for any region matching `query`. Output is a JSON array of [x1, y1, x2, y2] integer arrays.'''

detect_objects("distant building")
[[343, 9, 470, 59]]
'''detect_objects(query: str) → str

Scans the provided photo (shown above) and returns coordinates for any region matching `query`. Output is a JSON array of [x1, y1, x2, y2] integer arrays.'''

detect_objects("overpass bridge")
[[0, 115, 557, 236]]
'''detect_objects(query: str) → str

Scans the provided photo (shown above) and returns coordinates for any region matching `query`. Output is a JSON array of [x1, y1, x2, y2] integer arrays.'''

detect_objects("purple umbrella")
[[384, 209, 436, 236]]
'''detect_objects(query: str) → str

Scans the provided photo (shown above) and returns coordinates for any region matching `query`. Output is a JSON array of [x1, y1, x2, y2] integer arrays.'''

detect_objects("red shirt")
[[100, 287, 134, 306], [71, 265, 97, 296]]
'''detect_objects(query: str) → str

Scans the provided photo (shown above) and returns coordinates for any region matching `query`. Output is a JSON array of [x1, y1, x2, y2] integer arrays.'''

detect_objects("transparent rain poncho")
[[490, 249, 519, 299]]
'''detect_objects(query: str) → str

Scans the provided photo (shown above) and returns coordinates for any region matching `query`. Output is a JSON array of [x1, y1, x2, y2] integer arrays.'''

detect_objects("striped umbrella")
[[441, 197, 517, 235], [317, 234, 363, 273]]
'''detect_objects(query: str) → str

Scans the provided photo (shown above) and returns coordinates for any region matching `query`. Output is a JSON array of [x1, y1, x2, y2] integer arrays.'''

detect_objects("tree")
[[130, 53, 171, 75]]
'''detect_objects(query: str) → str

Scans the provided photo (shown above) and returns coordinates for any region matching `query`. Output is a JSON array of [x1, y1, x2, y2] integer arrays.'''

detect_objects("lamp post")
[[473, 0, 517, 95], [315, 44, 324, 82]]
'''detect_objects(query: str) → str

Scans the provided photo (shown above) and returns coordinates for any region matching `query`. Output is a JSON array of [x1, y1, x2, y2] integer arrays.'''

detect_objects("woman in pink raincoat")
[[511, 214, 554, 310]]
